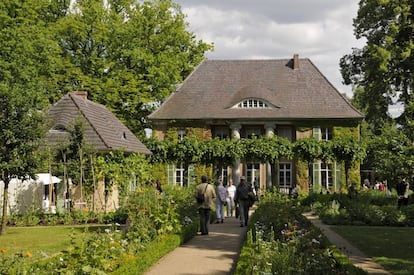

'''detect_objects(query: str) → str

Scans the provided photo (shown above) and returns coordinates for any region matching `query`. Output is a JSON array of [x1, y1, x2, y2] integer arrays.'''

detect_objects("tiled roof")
[[149, 57, 363, 122], [46, 92, 151, 154]]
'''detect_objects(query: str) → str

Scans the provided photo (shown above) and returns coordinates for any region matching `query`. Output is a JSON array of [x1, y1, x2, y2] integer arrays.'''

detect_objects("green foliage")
[[144, 137, 170, 163], [363, 122, 414, 185], [50, 0, 213, 135], [0, 86, 47, 234], [0, 0, 212, 138], [235, 192, 365, 274], [200, 137, 234, 166], [305, 191, 414, 226], [112, 234, 182, 275], [1, 184, 198, 273], [293, 138, 322, 163], [241, 136, 293, 163], [340, 0, 414, 139]]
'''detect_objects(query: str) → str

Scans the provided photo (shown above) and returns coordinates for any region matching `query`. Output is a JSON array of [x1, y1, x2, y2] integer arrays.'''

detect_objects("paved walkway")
[[145, 211, 391, 275], [144, 215, 248, 275]]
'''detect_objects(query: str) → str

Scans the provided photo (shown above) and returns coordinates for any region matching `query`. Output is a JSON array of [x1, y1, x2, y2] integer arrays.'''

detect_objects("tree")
[[363, 122, 413, 188], [0, 0, 56, 234], [52, 0, 213, 136], [0, 88, 45, 235], [340, 0, 414, 139]]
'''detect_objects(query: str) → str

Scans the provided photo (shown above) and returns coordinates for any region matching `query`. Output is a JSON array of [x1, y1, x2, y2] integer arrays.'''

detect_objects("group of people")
[[195, 175, 255, 235], [363, 177, 411, 208], [362, 178, 388, 192]]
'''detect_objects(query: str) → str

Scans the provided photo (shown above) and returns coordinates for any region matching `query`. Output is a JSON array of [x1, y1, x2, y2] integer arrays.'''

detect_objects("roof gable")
[[149, 56, 363, 121], [46, 92, 151, 154]]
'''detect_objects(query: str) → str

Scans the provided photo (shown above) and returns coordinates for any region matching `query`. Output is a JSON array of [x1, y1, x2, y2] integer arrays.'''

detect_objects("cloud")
[[175, 0, 366, 97]]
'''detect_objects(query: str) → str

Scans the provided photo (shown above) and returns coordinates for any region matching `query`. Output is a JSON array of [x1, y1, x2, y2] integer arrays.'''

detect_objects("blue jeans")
[[216, 202, 225, 221], [199, 208, 211, 235]]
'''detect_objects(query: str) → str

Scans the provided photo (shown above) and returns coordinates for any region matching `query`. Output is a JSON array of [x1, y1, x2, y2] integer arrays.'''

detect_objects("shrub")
[[236, 192, 366, 274]]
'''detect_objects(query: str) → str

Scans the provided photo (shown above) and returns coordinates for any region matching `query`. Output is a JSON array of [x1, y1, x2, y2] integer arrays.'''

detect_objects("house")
[[149, 54, 363, 193], [45, 91, 151, 212]]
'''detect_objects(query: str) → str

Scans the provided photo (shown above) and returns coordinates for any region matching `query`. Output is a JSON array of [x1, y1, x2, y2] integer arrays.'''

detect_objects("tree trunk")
[[1, 179, 10, 235]]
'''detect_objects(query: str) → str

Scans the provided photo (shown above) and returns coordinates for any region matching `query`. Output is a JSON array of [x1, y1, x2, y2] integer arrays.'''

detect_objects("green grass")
[[0, 225, 107, 260], [331, 226, 414, 275]]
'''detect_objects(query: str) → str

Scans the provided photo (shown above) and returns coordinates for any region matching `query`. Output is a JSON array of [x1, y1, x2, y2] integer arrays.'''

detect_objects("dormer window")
[[233, 98, 270, 109], [52, 124, 66, 132]]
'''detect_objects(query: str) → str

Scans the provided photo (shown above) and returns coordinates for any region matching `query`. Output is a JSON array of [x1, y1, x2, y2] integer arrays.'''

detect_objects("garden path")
[[303, 212, 391, 275], [145, 209, 391, 275], [144, 212, 250, 275]]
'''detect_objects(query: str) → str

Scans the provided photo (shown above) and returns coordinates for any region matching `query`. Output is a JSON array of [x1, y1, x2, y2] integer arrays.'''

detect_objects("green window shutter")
[[168, 164, 175, 185], [334, 162, 342, 192], [313, 127, 321, 141], [187, 164, 195, 186], [312, 162, 321, 192]]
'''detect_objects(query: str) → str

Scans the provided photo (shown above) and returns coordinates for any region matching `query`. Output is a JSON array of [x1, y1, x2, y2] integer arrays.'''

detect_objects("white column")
[[264, 124, 276, 189], [230, 124, 242, 186]]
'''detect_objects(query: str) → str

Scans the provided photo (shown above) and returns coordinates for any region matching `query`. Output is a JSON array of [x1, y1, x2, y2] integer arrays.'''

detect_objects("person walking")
[[226, 179, 236, 217], [195, 175, 216, 235], [396, 177, 410, 208], [234, 176, 253, 227], [215, 176, 227, 223]]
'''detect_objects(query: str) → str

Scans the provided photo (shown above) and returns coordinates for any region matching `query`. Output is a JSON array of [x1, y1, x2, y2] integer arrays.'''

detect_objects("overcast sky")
[[174, 0, 366, 98]]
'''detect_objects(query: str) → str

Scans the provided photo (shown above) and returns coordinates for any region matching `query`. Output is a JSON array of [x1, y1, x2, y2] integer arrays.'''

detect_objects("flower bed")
[[235, 192, 366, 274], [1, 185, 199, 274]]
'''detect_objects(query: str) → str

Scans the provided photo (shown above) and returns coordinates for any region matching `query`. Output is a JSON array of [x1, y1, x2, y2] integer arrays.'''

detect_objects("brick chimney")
[[293, 54, 299, 69], [73, 91, 88, 100]]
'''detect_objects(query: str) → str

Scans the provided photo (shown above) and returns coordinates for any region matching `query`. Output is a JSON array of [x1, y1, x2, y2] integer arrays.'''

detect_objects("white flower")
[[311, 238, 320, 244]]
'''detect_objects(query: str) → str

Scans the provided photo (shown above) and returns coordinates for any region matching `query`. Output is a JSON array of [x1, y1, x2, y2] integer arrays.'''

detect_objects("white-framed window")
[[279, 162, 292, 187], [175, 163, 186, 187], [321, 127, 332, 141], [168, 163, 194, 187], [233, 98, 270, 109], [313, 127, 332, 141], [246, 162, 260, 186], [321, 162, 333, 192], [313, 161, 341, 193]]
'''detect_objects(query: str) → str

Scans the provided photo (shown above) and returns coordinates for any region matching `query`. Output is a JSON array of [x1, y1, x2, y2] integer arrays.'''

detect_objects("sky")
[[174, 0, 365, 98]]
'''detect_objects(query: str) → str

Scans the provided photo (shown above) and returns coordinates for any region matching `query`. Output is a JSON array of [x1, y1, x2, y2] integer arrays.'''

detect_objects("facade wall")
[[153, 121, 360, 193]]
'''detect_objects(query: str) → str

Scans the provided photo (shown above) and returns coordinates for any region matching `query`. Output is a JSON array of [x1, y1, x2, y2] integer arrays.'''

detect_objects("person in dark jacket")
[[234, 176, 253, 227], [396, 177, 409, 208]]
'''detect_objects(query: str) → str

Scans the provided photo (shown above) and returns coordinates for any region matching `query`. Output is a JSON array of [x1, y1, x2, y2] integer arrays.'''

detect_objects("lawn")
[[331, 225, 414, 275], [0, 225, 107, 261]]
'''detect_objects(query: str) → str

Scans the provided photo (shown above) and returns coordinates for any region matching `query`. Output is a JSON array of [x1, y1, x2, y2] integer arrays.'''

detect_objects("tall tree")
[[340, 0, 414, 139], [0, 88, 45, 235], [53, 0, 213, 136], [0, 0, 55, 234]]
